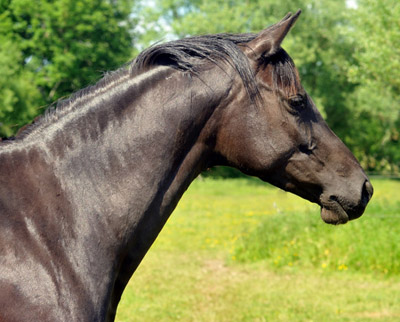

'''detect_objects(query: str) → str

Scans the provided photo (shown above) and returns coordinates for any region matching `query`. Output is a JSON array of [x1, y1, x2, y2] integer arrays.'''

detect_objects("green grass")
[[116, 177, 400, 321], [234, 188, 400, 275]]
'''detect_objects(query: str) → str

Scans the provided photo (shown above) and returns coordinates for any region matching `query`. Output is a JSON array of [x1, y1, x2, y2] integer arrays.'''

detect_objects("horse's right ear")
[[243, 10, 301, 59]]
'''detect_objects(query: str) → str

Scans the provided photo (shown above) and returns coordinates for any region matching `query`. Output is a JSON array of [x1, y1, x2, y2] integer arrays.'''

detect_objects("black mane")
[[11, 31, 302, 140], [132, 33, 260, 101], [133, 33, 301, 100]]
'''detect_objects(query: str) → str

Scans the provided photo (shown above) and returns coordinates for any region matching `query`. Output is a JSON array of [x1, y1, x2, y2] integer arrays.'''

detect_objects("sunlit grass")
[[152, 178, 315, 253], [234, 204, 400, 275], [234, 177, 400, 275], [116, 177, 400, 321]]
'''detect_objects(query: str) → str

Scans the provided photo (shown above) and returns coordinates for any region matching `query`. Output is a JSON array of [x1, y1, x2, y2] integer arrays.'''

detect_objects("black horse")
[[0, 11, 372, 321]]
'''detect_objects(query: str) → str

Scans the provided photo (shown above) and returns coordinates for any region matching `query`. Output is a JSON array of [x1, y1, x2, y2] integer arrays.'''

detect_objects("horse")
[[0, 10, 372, 321]]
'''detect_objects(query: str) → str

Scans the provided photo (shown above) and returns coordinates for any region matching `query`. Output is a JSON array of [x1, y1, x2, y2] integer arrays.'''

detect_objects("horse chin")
[[320, 205, 349, 225]]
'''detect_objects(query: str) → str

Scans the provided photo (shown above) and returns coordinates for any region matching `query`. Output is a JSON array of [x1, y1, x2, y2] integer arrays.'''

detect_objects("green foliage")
[[0, 35, 40, 136], [0, 0, 135, 136], [343, 0, 400, 173], [347, 0, 400, 102]]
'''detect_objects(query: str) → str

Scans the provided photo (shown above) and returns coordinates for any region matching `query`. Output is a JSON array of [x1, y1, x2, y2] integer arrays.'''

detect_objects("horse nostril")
[[361, 180, 373, 206]]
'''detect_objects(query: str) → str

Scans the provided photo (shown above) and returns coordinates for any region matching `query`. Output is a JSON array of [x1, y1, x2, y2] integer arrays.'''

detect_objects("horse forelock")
[[261, 48, 302, 98]]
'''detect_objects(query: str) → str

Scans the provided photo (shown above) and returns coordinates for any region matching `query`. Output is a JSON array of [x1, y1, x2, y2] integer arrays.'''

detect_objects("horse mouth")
[[320, 201, 349, 225]]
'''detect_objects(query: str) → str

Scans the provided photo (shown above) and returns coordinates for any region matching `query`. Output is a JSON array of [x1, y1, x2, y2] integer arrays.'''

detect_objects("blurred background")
[[1, 0, 399, 174], [1, 1, 400, 320]]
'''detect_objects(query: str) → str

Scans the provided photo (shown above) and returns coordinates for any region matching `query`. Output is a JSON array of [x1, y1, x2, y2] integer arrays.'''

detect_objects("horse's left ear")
[[244, 10, 301, 59]]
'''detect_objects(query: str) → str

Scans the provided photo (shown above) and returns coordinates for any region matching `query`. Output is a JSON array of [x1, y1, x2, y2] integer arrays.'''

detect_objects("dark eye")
[[288, 95, 306, 113], [299, 143, 313, 155]]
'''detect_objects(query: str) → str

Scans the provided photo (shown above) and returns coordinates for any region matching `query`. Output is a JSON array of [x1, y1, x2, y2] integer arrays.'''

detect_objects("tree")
[[344, 0, 400, 172], [347, 0, 400, 104], [0, 0, 135, 136], [0, 4, 41, 136]]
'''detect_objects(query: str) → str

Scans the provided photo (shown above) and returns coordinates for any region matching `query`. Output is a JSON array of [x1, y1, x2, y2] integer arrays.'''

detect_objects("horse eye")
[[299, 144, 313, 155], [288, 95, 306, 110]]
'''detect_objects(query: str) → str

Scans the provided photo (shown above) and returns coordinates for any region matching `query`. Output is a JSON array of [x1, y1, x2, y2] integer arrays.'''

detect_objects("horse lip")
[[320, 200, 349, 225]]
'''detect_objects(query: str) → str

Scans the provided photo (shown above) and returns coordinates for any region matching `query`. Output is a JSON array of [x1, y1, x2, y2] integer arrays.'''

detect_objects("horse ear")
[[244, 10, 301, 59]]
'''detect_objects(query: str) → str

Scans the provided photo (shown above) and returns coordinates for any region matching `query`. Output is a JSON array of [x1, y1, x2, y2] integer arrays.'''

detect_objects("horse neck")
[[44, 65, 223, 237], [1, 64, 230, 317]]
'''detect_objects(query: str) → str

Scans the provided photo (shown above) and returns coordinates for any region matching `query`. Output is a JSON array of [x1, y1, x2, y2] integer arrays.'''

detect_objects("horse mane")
[[11, 32, 301, 140], [133, 33, 301, 99], [132, 33, 260, 102]]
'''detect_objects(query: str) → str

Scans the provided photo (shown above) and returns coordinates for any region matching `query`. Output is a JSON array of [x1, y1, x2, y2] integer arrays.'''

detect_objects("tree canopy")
[[0, 0, 135, 135], [1, 0, 399, 173]]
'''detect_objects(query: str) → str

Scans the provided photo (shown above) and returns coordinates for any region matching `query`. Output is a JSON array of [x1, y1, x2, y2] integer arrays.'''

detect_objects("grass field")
[[115, 177, 400, 321]]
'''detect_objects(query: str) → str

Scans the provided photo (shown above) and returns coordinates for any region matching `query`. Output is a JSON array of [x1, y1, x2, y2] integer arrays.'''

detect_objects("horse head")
[[208, 11, 373, 224]]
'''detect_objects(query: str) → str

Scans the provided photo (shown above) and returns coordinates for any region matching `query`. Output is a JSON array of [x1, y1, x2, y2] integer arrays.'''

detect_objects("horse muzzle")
[[320, 180, 373, 225]]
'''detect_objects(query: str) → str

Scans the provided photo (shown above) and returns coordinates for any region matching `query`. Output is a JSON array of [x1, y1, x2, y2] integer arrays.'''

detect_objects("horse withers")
[[0, 10, 372, 321]]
